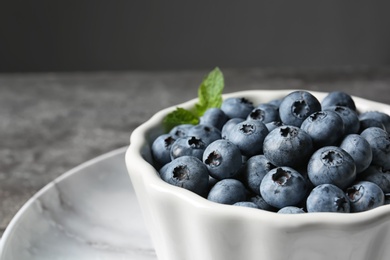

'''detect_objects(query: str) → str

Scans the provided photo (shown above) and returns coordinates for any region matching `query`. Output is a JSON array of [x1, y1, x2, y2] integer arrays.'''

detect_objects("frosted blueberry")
[[278, 90, 321, 127], [346, 181, 384, 212], [260, 167, 309, 209], [221, 97, 254, 119], [306, 184, 350, 213], [199, 107, 229, 130], [360, 166, 390, 193], [301, 110, 344, 148], [321, 91, 356, 111], [263, 125, 313, 168], [170, 136, 207, 160], [207, 179, 247, 205], [203, 139, 242, 180], [159, 156, 209, 196], [221, 118, 244, 139], [227, 120, 269, 157], [307, 146, 356, 190], [339, 134, 372, 174], [240, 155, 276, 195], [151, 134, 176, 168], [361, 127, 390, 169]]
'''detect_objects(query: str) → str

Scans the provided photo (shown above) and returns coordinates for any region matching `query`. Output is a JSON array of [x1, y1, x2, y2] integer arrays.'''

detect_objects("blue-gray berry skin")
[[221, 118, 244, 139], [227, 120, 269, 157], [359, 119, 386, 133], [278, 90, 321, 127], [233, 201, 260, 209], [277, 206, 306, 214], [360, 165, 390, 193], [260, 167, 309, 209], [321, 91, 356, 111], [221, 97, 254, 119], [170, 136, 207, 160], [187, 124, 221, 145], [203, 139, 242, 180], [240, 155, 276, 195], [169, 124, 193, 139], [324, 106, 360, 135], [339, 134, 372, 174], [247, 103, 279, 124], [360, 127, 390, 169], [359, 111, 390, 133], [263, 126, 313, 168], [268, 98, 283, 108], [265, 121, 283, 132], [249, 195, 277, 211], [207, 179, 247, 205], [306, 184, 350, 213], [307, 146, 356, 190], [199, 108, 229, 130], [346, 181, 385, 213], [159, 156, 209, 196], [151, 134, 176, 168], [301, 110, 344, 148]]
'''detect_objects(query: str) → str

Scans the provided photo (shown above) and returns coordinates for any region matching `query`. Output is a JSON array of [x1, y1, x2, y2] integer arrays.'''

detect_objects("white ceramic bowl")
[[125, 90, 390, 260]]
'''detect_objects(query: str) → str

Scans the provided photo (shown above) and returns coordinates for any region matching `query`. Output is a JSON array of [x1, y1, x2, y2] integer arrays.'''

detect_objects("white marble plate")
[[0, 147, 156, 260]]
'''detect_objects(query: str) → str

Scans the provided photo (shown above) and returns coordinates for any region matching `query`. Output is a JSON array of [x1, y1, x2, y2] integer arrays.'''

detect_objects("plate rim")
[[0, 146, 129, 255]]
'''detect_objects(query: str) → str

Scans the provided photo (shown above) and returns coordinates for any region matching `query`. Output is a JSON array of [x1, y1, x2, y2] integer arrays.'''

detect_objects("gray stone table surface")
[[1, 67, 390, 238]]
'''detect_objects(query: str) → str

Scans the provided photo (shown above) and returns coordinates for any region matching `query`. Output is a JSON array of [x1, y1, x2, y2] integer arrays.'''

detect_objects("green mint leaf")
[[163, 107, 199, 132], [162, 67, 224, 132], [195, 67, 224, 116]]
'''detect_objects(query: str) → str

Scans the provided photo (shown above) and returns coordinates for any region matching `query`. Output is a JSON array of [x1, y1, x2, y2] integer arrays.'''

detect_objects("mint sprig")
[[163, 67, 224, 132]]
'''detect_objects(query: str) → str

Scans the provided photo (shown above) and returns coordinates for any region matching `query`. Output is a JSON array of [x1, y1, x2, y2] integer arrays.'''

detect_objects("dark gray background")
[[1, 1, 390, 72]]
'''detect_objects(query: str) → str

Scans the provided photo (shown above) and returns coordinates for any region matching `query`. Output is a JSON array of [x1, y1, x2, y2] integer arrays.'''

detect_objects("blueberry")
[[346, 181, 384, 212], [306, 184, 350, 213], [227, 120, 269, 157], [240, 155, 276, 195], [360, 165, 390, 193], [268, 98, 283, 108], [324, 106, 360, 135], [247, 103, 279, 124], [233, 201, 260, 209], [170, 136, 207, 160], [263, 126, 313, 168], [307, 146, 356, 190], [199, 108, 229, 130], [321, 91, 356, 111], [260, 167, 309, 209], [301, 110, 344, 147], [207, 179, 247, 205], [360, 127, 390, 169], [159, 156, 209, 196], [249, 195, 277, 211], [203, 139, 242, 180], [187, 124, 221, 145], [277, 206, 306, 214], [265, 121, 283, 132], [279, 90, 321, 127], [339, 134, 372, 174], [359, 111, 390, 133], [221, 97, 254, 119], [359, 118, 386, 133], [169, 124, 194, 139], [151, 133, 176, 168], [221, 118, 244, 139]]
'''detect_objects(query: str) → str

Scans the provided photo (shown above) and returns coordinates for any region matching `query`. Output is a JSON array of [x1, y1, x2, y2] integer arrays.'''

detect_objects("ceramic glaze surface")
[[0, 147, 156, 260], [126, 90, 390, 260]]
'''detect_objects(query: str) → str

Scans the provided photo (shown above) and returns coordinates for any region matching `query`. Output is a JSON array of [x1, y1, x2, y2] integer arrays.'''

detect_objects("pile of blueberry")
[[151, 91, 390, 214]]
